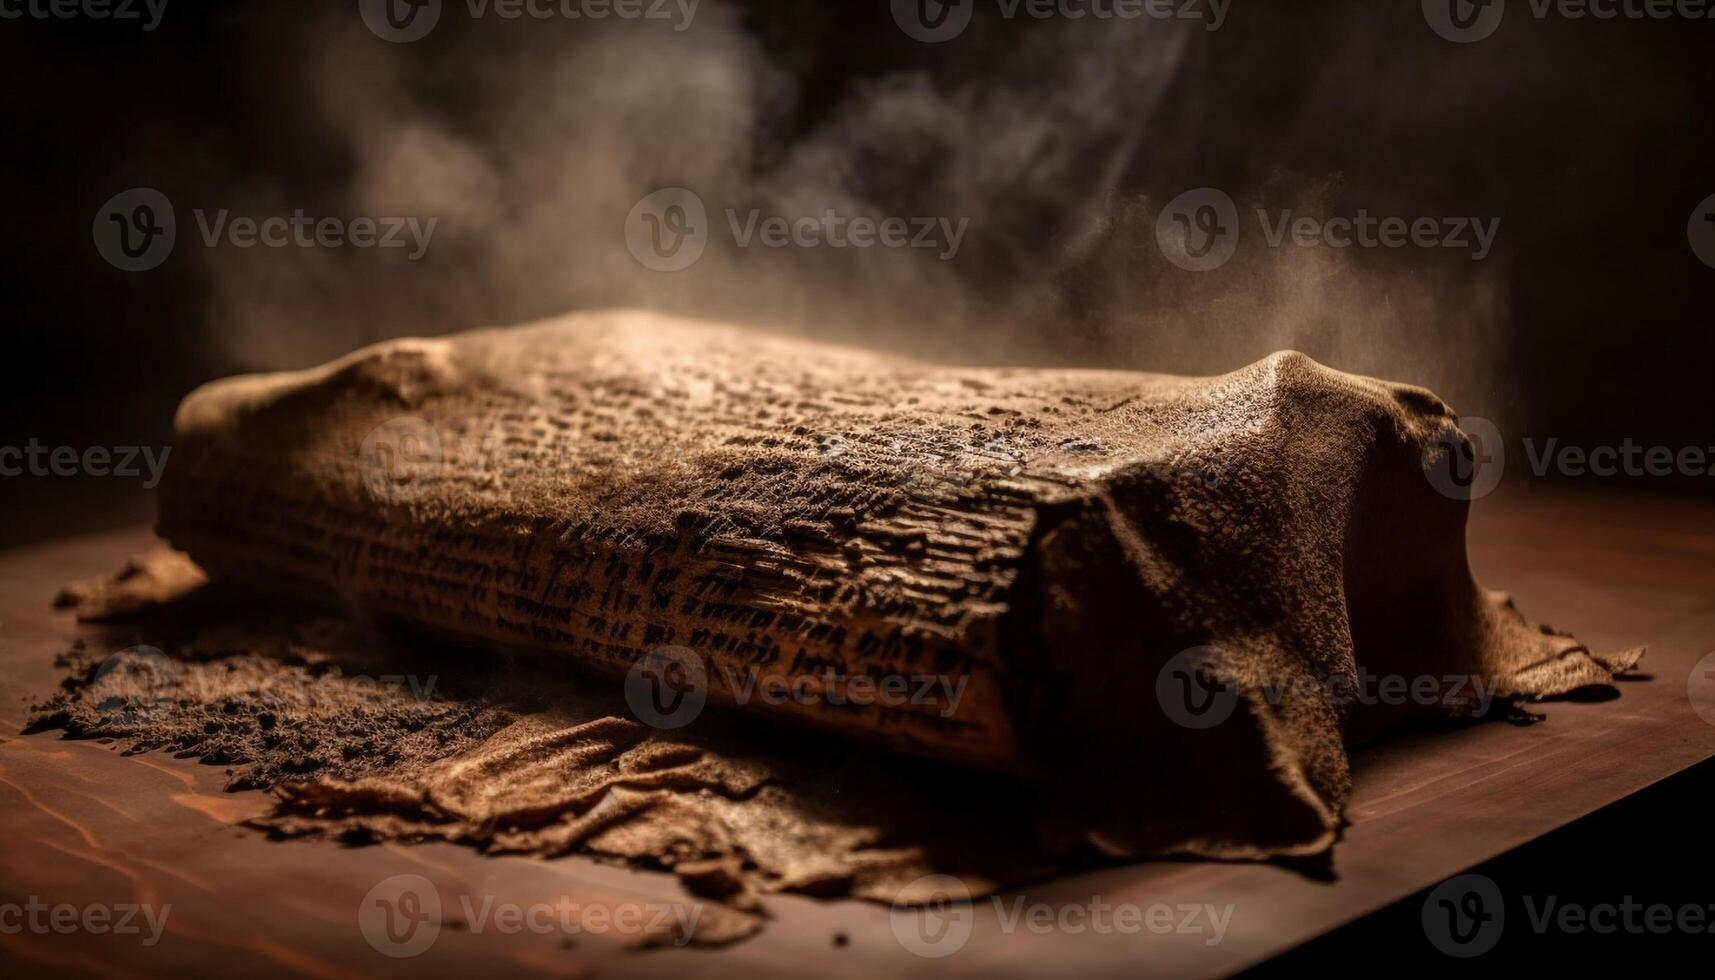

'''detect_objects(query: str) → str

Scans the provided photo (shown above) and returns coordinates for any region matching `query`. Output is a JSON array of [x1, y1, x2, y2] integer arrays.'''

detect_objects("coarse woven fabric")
[[153, 309, 1641, 862]]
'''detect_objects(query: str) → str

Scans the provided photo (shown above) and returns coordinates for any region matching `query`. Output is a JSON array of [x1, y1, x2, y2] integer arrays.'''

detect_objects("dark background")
[[3, 0, 1713, 547], [1245, 755, 1715, 972]]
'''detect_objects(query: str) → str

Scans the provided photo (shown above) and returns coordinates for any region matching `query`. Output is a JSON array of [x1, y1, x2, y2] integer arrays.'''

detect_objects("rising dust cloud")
[[196, 3, 1516, 418]]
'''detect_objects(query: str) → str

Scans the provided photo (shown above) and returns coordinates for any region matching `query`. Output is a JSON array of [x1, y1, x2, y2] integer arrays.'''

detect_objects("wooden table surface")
[[2, 485, 1712, 979]]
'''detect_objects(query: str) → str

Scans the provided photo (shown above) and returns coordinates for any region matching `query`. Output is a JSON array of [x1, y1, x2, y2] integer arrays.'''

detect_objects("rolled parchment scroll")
[[157, 310, 1637, 858]]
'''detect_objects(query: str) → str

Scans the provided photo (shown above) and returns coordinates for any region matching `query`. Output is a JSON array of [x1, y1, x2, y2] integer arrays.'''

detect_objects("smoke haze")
[[190, 3, 1527, 416]]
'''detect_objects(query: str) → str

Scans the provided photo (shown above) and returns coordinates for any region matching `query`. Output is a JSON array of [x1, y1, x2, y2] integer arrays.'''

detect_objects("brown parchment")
[[148, 310, 1639, 861], [31, 310, 1640, 940]]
